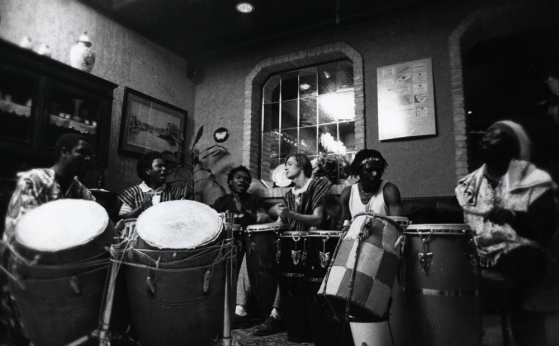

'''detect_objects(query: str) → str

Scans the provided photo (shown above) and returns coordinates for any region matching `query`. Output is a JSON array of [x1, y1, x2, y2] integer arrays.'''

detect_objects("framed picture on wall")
[[119, 87, 187, 163]]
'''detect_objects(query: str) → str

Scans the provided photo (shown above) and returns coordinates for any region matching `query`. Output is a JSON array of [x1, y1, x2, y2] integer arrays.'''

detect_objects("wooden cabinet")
[[0, 39, 118, 229]]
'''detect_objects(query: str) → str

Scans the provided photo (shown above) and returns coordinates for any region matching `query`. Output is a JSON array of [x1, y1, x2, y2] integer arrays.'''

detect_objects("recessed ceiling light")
[[236, 2, 254, 13]]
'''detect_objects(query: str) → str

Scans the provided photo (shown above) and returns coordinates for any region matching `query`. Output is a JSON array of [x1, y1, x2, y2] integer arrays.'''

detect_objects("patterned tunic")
[[455, 159, 554, 267], [118, 183, 190, 214], [283, 177, 331, 232], [3, 168, 95, 243]]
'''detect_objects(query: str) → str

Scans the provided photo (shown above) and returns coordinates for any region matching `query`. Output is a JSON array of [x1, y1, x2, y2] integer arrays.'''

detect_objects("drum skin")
[[304, 231, 353, 346], [8, 221, 118, 346], [244, 224, 282, 320], [126, 233, 226, 346], [279, 231, 312, 343], [402, 224, 482, 346]]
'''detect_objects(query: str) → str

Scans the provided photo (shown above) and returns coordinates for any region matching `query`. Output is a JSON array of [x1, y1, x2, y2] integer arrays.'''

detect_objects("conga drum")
[[244, 222, 284, 320], [349, 216, 409, 346], [319, 213, 401, 320], [279, 230, 312, 343], [125, 200, 227, 346], [8, 199, 117, 346], [304, 230, 352, 346], [402, 224, 481, 346]]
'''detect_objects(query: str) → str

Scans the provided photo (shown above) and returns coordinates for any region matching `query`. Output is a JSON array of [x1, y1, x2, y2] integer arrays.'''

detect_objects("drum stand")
[[222, 211, 235, 346]]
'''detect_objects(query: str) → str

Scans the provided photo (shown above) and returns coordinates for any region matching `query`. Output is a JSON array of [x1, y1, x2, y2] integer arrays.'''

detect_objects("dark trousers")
[[493, 246, 547, 346]]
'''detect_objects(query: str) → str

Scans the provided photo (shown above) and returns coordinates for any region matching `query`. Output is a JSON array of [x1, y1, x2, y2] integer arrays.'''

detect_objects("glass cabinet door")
[[41, 80, 109, 168], [0, 63, 41, 152]]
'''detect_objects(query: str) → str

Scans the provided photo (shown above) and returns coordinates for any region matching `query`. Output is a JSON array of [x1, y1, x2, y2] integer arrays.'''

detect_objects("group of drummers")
[[1, 117, 557, 346]]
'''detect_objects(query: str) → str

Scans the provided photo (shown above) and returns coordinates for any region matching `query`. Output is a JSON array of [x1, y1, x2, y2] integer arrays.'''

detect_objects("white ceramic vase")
[[70, 32, 96, 73]]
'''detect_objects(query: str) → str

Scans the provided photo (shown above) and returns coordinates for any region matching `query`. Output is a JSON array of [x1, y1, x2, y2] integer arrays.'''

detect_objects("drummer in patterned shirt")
[[118, 151, 190, 219], [253, 153, 331, 336], [2, 133, 95, 345]]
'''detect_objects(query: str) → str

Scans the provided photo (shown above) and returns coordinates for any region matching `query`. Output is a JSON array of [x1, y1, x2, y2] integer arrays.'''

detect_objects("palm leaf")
[[191, 125, 204, 150]]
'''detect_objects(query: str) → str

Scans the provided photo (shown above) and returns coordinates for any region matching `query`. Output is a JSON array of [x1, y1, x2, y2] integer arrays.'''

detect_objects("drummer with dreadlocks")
[[326, 149, 405, 226]]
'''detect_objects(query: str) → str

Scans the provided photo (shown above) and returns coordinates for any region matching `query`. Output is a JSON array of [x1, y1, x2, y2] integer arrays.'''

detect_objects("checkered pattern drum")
[[319, 213, 401, 320]]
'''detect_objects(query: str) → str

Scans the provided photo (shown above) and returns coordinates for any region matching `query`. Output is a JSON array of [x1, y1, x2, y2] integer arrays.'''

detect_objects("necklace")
[[359, 183, 376, 195]]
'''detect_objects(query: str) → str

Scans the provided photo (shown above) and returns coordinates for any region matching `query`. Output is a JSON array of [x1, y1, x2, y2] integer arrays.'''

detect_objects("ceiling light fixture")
[[236, 2, 254, 13]]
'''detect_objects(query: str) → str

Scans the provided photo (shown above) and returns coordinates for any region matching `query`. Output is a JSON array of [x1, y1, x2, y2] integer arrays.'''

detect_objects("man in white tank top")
[[327, 149, 405, 226]]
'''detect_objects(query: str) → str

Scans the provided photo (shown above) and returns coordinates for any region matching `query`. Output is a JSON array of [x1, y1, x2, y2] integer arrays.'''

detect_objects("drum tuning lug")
[[147, 276, 156, 295], [418, 252, 433, 275], [249, 242, 256, 254], [302, 250, 307, 265], [70, 276, 81, 295], [30, 254, 40, 266], [203, 269, 211, 293], [292, 250, 301, 265], [319, 251, 331, 268], [173, 252, 177, 257], [276, 249, 281, 263]]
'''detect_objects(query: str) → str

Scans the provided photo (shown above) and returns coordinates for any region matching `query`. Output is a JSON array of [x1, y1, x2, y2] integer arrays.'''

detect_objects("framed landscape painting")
[[119, 88, 187, 163]]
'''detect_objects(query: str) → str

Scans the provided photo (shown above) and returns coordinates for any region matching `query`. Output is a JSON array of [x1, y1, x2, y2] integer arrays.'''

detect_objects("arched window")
[[261, 60, 356, 185]]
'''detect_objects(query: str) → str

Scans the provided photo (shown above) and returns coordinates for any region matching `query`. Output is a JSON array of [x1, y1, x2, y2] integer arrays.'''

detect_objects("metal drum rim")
[[405, 223, 472, 231], [280, 231, 309, 237], [246, 222, 286, 232], [308, 231, 342, 237], [352, 212, 401, 229]]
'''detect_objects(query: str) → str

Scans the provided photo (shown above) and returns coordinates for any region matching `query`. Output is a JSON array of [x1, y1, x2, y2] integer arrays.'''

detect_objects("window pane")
[[263, 75, 280, 104], [337, 60, 354, 91], [299, 126, 317, 156], [281, 72, 298, 101], [299, 68, 317, 98], [339, 121, 356, 152], [318, 91, 354, 124], [281, 100, 298, 129], [263, 103, 279, 132], [318, 124, 339, 154], [280, 129, 298, 158], [300, 97, 317, 127], [318, 63, 337, 95]]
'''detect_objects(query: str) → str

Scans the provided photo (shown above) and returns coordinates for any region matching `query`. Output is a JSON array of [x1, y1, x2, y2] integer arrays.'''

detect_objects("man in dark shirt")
[[213, 166, 271, 329]]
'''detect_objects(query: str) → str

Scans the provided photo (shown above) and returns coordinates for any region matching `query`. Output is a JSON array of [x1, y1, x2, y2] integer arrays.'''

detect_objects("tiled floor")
[[230, 314, 559, 346]]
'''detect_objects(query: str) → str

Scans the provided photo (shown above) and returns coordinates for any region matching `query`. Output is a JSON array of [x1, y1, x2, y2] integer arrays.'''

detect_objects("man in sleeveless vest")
[[455, 120, 556, 346], [253, 154, 331, 336], [118, 151, 190, 219], [327, 149, 405, 226]]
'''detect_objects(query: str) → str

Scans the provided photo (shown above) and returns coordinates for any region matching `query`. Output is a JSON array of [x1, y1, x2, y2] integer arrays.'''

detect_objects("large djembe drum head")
[[136, 200, 222, 249], [10, 199, 116, 346], [127, 200, 228, 346]]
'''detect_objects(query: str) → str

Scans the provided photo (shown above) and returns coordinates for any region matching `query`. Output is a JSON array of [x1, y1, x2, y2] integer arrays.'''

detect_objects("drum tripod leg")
[[98, 259, 121, 346], [222, 228, 234, 346]]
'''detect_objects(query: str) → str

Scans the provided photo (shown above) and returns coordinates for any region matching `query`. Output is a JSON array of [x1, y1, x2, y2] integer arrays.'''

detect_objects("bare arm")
[[383, 182, 406, 217], [120, 192, 153, 219], [340, 186, 352, 224], [278, 204, 325, 227]]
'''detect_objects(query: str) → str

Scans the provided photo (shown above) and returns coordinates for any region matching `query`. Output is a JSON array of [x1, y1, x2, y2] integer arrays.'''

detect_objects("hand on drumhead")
[[483, 207, 515, 225], [277, 204, 291, 218]]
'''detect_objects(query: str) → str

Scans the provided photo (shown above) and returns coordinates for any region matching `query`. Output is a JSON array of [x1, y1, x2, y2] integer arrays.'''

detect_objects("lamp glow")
[[236, 2, 254, 13]]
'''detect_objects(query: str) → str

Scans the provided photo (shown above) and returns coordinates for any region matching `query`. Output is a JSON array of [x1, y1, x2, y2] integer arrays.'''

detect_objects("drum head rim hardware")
[[402, 286, 480, 297], [279, 272, 304, 278], [417, 230, 434, 275]]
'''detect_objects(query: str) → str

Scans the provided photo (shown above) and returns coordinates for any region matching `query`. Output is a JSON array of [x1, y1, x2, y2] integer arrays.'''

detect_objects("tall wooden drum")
[[8, 199, 116, 346], [402, 224, 481, 346], [126, 200, 226, 346]]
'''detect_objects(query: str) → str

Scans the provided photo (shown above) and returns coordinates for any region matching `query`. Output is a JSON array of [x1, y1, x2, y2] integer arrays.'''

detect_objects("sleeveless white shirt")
[[349, 181, 388, 217]]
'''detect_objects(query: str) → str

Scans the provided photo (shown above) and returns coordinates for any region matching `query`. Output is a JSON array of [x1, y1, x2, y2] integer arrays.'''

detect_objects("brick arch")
[[449, 1, 557, 182], [242, 42, 365, 180]]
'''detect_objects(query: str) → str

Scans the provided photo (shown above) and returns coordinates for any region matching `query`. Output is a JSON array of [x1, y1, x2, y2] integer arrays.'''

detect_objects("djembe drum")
[[304, 230, 352, 346], [278, 230, 312, 343], [244, 222, 285, 320], [7, 199, 118, 346], [402, 224, 481, 346], [125, 200, 228, 346], [319, 213, 401, 320]]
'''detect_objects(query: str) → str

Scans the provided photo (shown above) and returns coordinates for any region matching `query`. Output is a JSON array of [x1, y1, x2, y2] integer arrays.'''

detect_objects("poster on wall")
[[377, 58, 436, 140]]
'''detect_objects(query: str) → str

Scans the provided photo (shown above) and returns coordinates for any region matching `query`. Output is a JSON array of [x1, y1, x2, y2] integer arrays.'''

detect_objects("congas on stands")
[[8, 199, 116, 346], [304, 230, 351, 346], [126, 200, 227, 346], [244, 222, 284, 320], [319, 213, 401, 320], [279, 230, 312, 343], [402, 224, 481, 346]]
